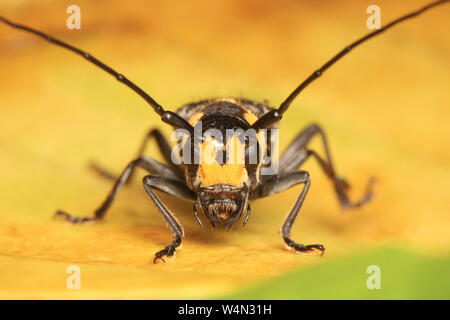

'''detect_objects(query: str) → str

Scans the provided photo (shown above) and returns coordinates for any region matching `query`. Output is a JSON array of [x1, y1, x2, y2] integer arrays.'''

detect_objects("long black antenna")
[[0, 16, 194, 131], [252, 0, 449, 129]]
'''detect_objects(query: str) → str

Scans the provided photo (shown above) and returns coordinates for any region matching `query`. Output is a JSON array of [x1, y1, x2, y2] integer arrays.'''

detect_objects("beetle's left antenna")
[[0, 16, 194, 132]]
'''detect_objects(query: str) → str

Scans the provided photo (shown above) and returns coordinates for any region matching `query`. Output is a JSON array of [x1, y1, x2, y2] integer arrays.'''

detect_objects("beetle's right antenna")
[[251, 0, 449, 130], [0, 16, 194, 132]]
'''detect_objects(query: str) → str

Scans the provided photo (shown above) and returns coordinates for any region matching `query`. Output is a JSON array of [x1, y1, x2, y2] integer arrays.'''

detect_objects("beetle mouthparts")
[[208, 201, 238, 221]]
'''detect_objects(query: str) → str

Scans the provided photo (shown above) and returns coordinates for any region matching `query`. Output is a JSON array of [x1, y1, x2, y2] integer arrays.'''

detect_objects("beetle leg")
[[252, 171, 325, 256], [279, 123, 374, 208], [142, 175, 193, 263], [55, 156, 187, 223], [242, 203, 251, 226], [193, 203, 204, 228], [90, 128, 183, 182]]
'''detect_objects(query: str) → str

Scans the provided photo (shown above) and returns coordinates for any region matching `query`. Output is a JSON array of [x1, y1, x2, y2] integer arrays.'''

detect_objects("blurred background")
[[0, 0, 449, 299]]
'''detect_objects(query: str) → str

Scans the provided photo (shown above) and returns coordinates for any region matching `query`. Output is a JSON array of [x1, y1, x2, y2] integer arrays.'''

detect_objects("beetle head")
[[197, 187, 249, 228]]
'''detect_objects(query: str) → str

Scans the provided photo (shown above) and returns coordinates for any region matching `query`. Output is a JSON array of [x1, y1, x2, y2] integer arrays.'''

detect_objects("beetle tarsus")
[[284, 237, 325, 256], [153, 237, 181, 264], [54, 210, 97, 224]]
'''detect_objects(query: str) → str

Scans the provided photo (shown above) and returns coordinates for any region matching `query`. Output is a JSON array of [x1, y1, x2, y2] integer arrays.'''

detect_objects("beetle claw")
[[153, 240, 180, 264]]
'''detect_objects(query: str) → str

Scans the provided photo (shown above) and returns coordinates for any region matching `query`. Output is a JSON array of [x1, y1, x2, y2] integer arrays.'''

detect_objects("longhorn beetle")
[[1, 0, 448, 263]]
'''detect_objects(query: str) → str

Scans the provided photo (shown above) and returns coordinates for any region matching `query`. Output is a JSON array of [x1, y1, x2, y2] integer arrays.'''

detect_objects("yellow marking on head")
[[198, 136, 248, 187], [199, 162, 249, 187]]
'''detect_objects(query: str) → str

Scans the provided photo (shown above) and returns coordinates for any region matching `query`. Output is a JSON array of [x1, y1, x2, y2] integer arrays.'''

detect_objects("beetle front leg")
[[142, 175, 194, 263], [252, 171, 325, 256]]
